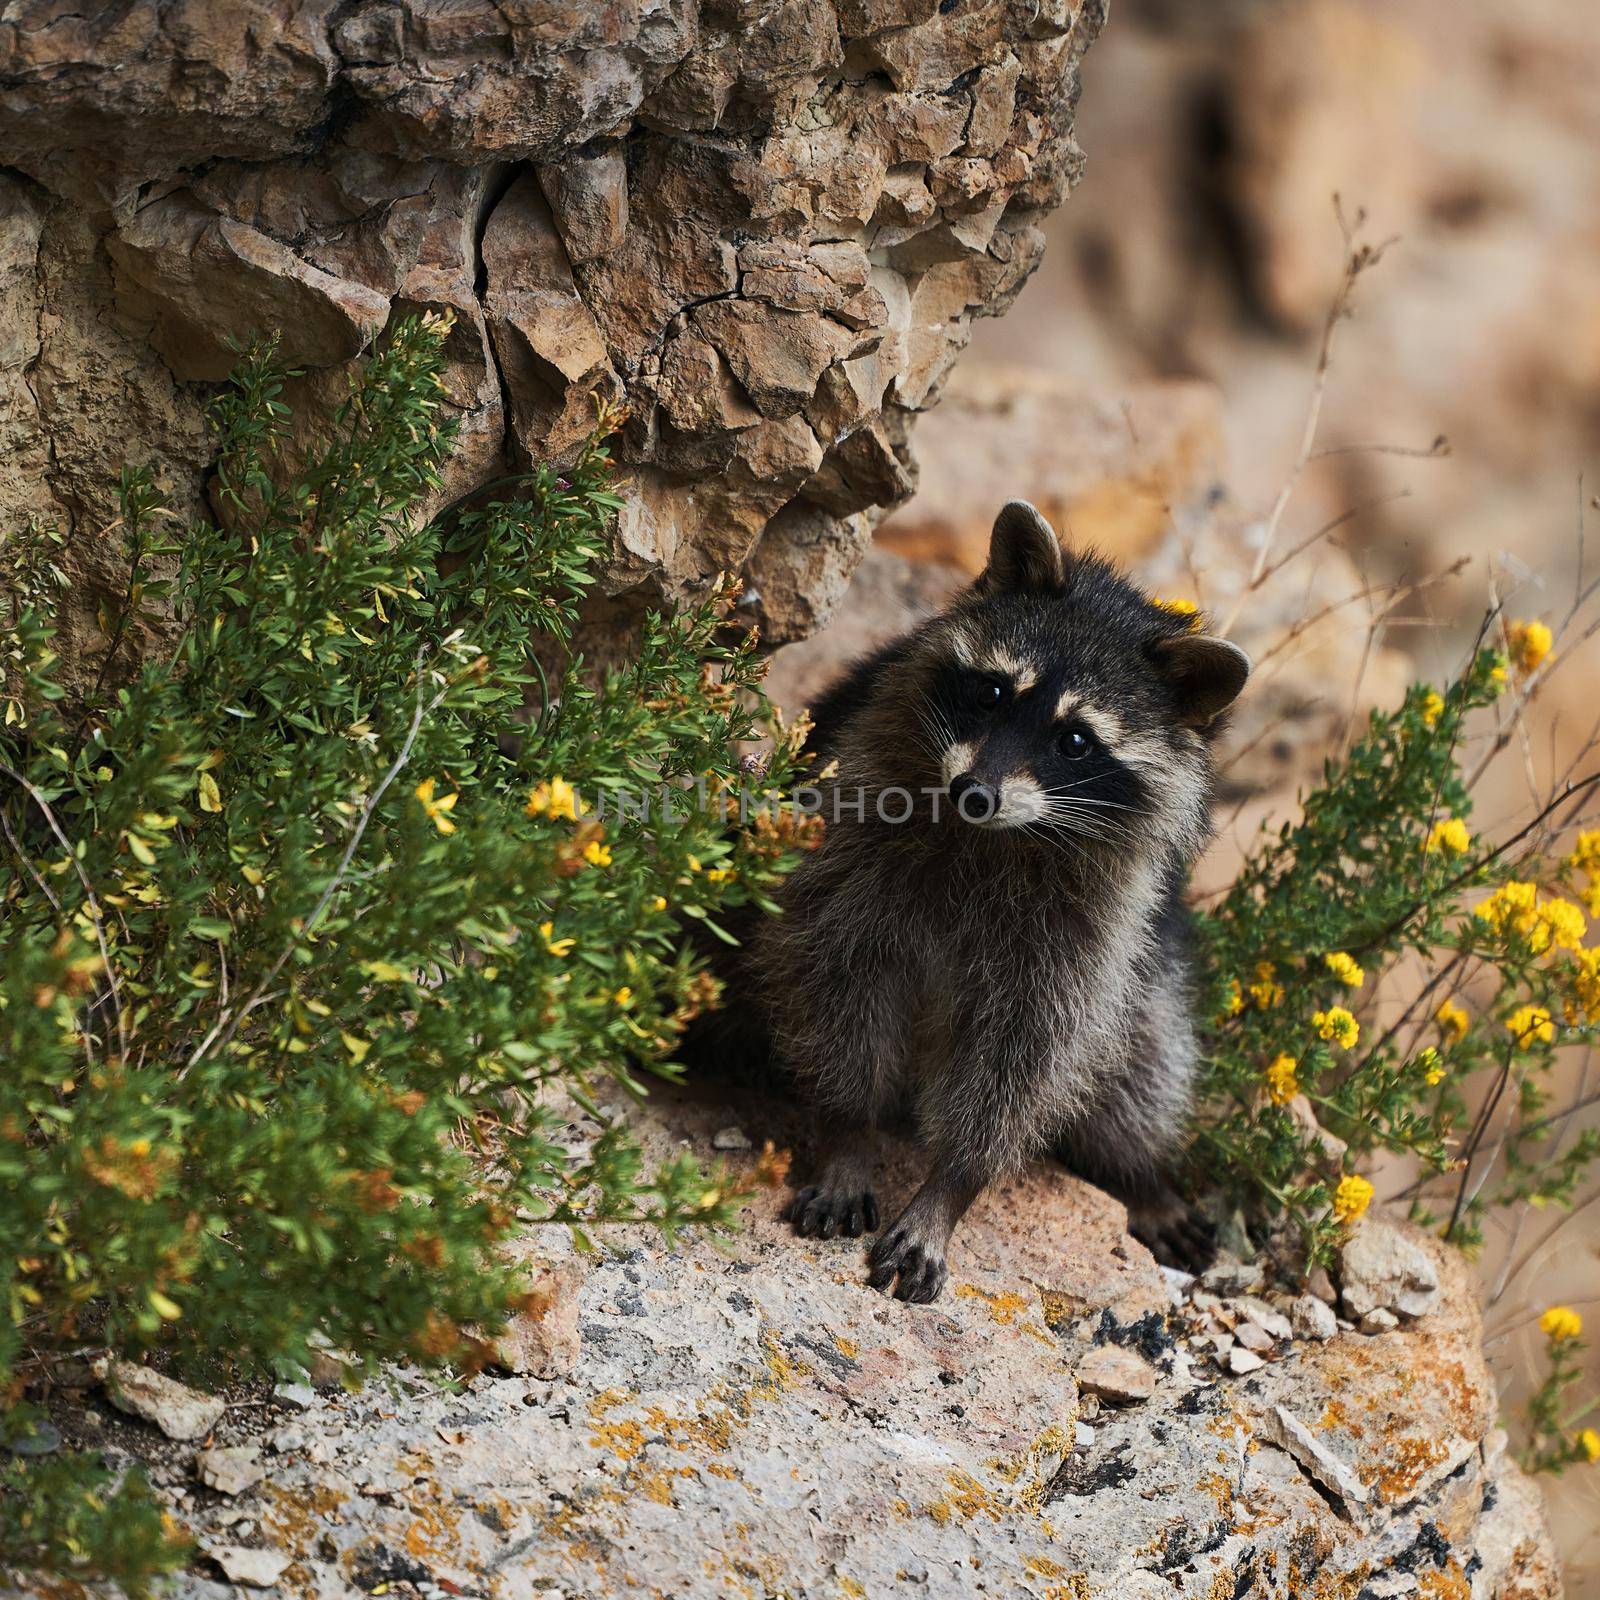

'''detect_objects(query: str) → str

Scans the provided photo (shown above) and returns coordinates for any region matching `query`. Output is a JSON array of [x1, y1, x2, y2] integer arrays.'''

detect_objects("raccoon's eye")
[[968, 675, 1008, 712], [1060, 723, 1097, 760]]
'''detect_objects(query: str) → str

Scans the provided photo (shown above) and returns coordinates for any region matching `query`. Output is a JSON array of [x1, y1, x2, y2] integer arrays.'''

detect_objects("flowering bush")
[[1193, 644, 1600, 1266], [0, 317, 802, 1591]]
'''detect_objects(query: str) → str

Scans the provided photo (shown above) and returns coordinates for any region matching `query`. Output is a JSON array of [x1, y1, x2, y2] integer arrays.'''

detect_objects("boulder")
[[116, 1083, 1560, 1600]]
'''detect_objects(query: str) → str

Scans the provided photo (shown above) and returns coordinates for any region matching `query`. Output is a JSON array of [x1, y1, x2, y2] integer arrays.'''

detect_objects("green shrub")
[[1193, 643, 1600, 1265], [0, 1443, 186, 1594], [0, 315, 802, 1591]]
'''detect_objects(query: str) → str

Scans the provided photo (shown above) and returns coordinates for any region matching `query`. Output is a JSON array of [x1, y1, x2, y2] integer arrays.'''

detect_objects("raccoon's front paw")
[[786, 1185, 879, 1240], [865, 1227, 949, 1304], [1127, 1191, 1217, 1275]]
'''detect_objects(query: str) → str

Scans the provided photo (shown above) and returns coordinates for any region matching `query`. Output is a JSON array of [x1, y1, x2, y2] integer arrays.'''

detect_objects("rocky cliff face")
[[0, 0, 1103, 680]]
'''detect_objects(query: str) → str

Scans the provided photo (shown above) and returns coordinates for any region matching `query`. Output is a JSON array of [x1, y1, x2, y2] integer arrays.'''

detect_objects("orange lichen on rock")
[[954, 1282, 1035, 1325]]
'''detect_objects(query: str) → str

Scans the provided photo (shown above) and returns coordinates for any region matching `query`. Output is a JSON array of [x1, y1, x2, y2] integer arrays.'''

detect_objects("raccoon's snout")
[[949, 774, 999, 824]]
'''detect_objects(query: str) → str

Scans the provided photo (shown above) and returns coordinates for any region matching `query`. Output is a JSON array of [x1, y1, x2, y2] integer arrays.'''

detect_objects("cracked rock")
[[3, 2, 1106, 688], [1261, 1403, 1369, 1509]]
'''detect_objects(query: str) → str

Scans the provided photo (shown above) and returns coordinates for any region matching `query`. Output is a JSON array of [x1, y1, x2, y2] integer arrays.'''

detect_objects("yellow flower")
[[1425, 817, 1471, 856], [1506, 1003, 1555, 1046], [1332, 1174, 1374, 1225], [650, 895, 668, 913], [1248, 961, 1284, 1011], [538, 920, 575, 957], [1489, 661, 1508, 691], [1435, 999, 1469, 1044], [1153, 598, 1201, 630], [1581, 1428, 1600, 1464], [1475, 881, 1539, 942], [1323, 951, 1365, 989], [414, 777, 459, 834], [1507, 618, 1553, 676], [1419, 690, 1445, 729], [525, 776, 578, 821], [1567, 947, 1600, 1026], [613, 986, 634, 1008], [1416, 1047, 1445, 1087], [582, 840, 613, 868], [705, 867, 734, 883], [1534, 897, 1587, 955], [1539, 1305, 1583, 1342], [1568, 830, 1600, 877], [1264, 1053, 1299, 1107], [1313, 1006, 1360, 1049]]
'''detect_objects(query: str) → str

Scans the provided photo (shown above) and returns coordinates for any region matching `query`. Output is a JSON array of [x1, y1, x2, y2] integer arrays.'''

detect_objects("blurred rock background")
[[770, 0, 1600, 1580]]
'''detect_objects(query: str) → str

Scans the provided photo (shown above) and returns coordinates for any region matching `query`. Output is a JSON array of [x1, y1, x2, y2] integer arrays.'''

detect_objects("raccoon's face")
[[911, 502, 1250, 854]]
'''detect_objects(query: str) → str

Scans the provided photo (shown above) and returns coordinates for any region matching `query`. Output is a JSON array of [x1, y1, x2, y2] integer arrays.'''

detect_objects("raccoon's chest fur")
[[804, 823, 1165, 1089]]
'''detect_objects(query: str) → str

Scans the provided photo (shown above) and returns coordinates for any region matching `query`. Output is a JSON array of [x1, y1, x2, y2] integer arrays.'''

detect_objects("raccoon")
[[755, 500, 1250, 1302]]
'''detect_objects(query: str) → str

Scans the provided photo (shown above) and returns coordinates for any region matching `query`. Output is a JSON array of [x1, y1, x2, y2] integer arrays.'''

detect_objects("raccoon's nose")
[[949, 774, 998, 824]]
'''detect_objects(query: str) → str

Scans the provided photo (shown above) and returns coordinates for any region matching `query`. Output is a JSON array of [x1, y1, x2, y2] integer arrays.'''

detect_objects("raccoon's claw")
[[786, 1185, 879, 1240], [866, 1229, 949, 1304], [1128, 1194, 1217, 1276]]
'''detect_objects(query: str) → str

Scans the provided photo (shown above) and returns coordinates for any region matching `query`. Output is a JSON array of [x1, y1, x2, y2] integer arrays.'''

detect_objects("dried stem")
[[1218, 200, 1396, 639]]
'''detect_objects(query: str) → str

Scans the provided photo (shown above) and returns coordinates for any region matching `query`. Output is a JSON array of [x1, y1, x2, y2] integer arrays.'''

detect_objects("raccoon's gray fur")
[[756, 501, 1250, 1303]]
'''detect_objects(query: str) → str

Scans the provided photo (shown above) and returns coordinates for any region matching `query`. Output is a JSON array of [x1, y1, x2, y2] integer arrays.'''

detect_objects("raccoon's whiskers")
[[1039, 802, 1139, 846]]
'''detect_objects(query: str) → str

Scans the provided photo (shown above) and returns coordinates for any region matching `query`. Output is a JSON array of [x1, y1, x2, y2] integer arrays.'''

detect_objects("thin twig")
[[1218, 201, 1396, 638], [0, 757, 127, 1060], [1310, 435, 1450, 463], [181, 650, 443, 1076]]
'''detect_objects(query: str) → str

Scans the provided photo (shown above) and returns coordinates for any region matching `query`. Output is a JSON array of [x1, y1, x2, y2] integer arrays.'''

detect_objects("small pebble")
[[1200, 1259, 1264, 1297], [1227, 1346, 1265, 1376], [1360, 1308, 1399, 1334], [210, 1546, 291, 1588], [195, 1445, 266, 1497], [1291, 1295, 1338, 1342], [711, 1126, 753, 1152], [1076, 1344, 1158, 1405], [1232, 1297, 1292, 1341], [273, 1381, 315, 1413]]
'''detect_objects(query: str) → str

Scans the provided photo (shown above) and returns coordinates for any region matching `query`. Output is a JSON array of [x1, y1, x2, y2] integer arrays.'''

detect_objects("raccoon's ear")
[[1154, 634, 1252, 727], [977, 500, 1066, 595]]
